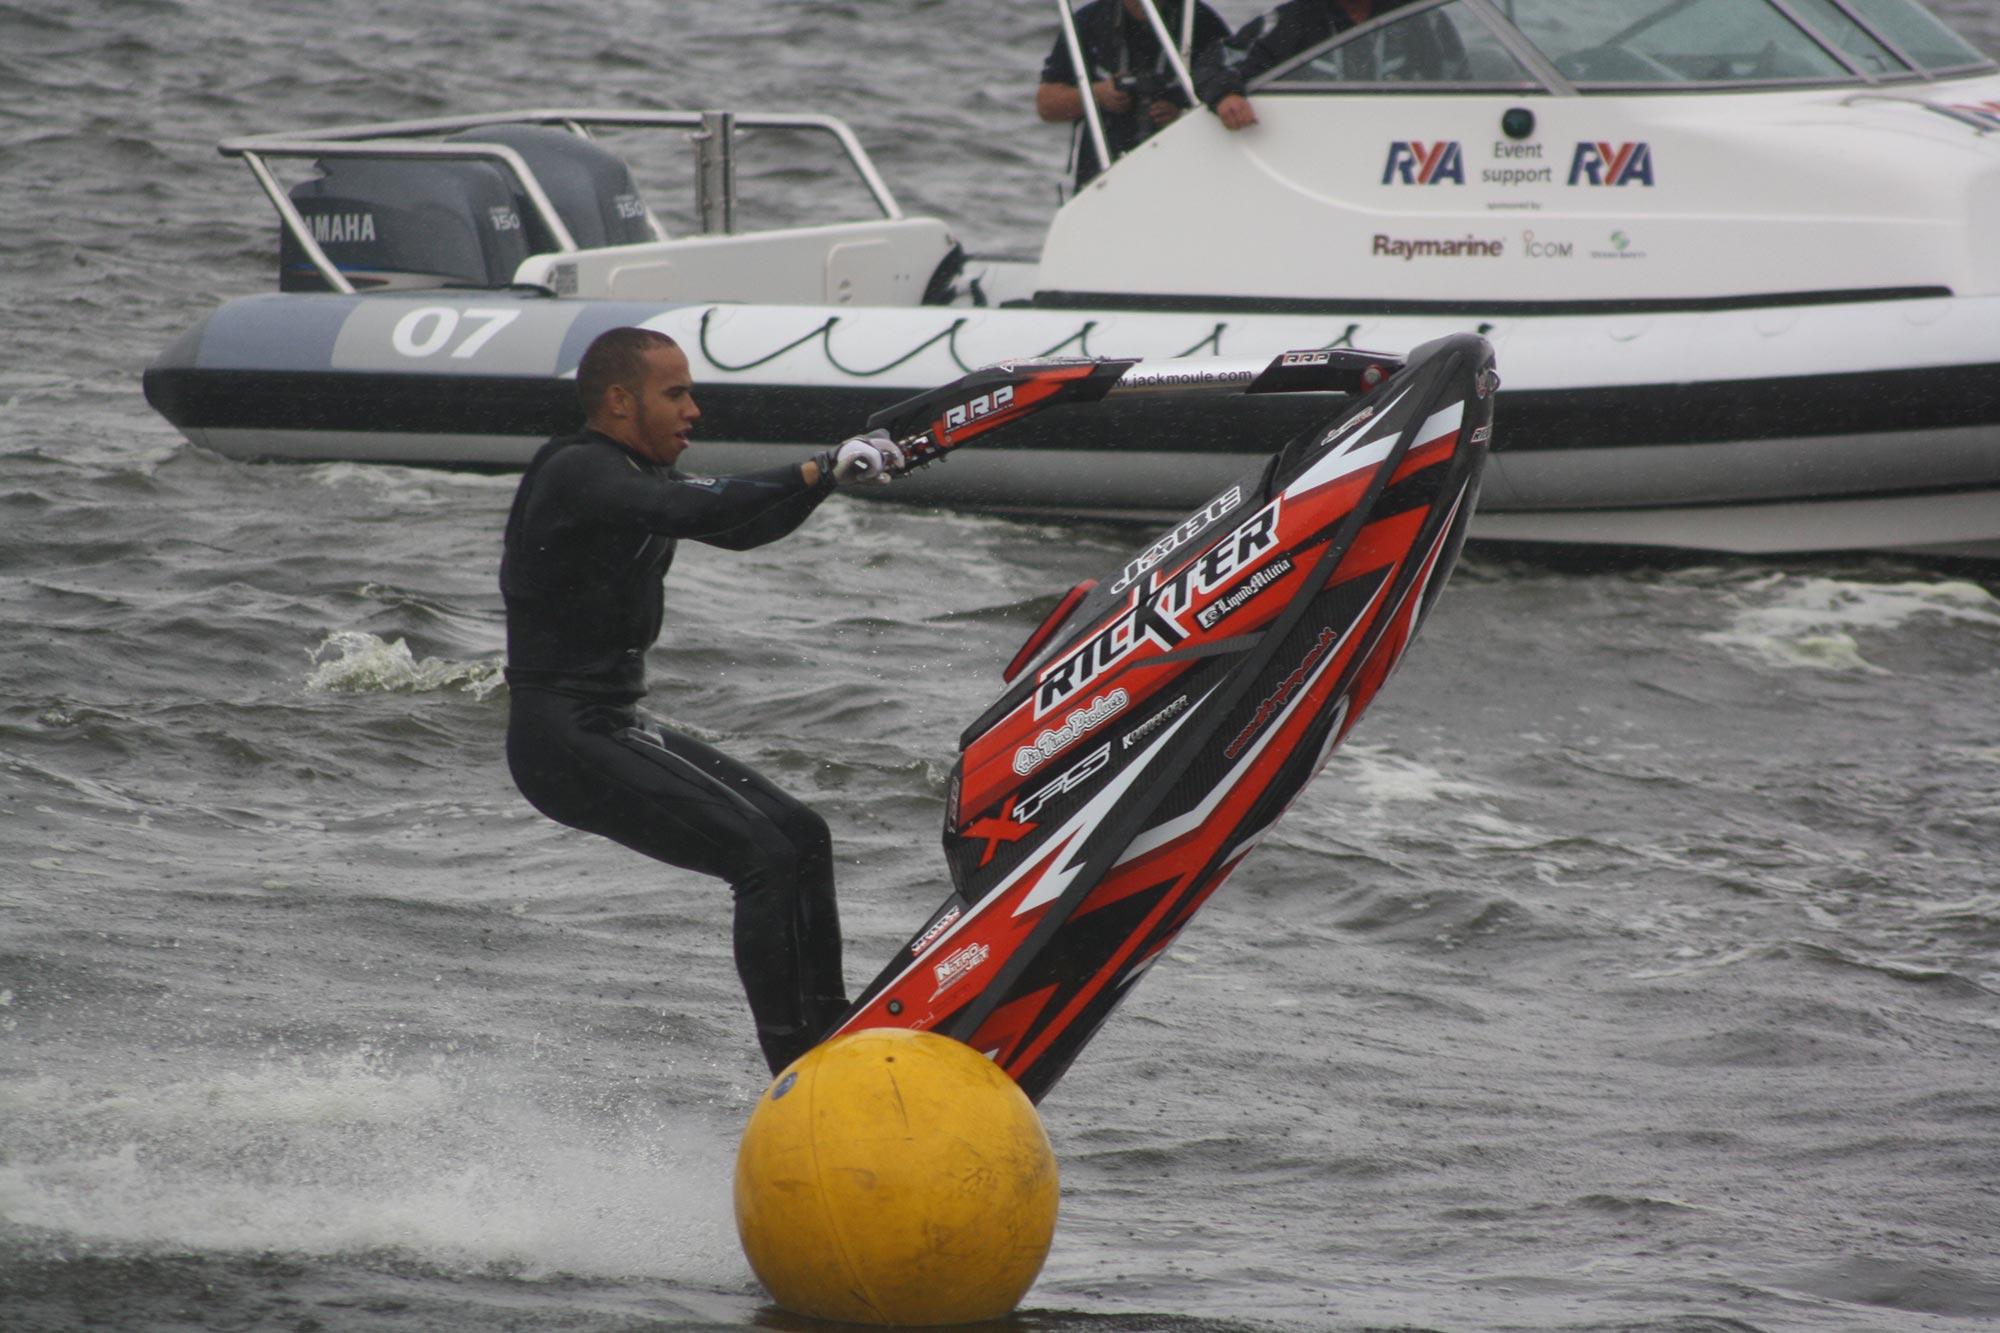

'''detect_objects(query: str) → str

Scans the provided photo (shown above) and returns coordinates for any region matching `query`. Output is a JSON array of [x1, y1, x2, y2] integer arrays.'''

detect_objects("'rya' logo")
[[1568, 142, 1655, 187], [1382, 141, 1464, 185]]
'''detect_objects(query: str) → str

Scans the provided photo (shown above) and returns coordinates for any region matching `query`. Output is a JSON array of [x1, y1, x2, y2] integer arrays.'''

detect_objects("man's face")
[[620, 344, 700, 466]]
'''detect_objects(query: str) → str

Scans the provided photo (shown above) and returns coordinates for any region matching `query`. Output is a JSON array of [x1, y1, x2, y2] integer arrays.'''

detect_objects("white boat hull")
[[149, 291, 2000, 557]]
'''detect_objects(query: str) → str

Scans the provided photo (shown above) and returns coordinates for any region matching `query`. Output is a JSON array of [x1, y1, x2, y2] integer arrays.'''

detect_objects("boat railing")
[[221, 108, 906, 297]]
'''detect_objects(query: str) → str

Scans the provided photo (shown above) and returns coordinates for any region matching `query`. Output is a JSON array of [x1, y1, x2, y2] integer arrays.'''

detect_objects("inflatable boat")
[[142, 0, 2000, 557]]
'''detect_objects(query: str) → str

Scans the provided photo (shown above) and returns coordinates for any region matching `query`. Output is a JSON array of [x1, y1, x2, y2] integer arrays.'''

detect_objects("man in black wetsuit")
[[500, 326, 902, 1076], [1037, 0, 1230, 188]]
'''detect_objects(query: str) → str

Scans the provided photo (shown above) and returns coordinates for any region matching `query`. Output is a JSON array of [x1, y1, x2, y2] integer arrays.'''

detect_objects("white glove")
[[829, 429, 905, 486]]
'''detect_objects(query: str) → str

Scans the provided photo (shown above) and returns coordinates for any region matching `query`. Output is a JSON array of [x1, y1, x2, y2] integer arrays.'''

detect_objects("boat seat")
[[512, 217, 961, 306], [446, 123, 654, 253]]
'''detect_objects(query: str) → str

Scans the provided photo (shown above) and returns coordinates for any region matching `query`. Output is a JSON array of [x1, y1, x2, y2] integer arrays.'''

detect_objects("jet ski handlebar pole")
[[1105, 349, 1401, 399], [870, 348, 1403, 475]]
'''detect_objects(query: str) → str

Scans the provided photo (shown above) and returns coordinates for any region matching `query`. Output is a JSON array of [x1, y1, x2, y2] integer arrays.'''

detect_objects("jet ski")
[[831, 332, 1496, 1103]]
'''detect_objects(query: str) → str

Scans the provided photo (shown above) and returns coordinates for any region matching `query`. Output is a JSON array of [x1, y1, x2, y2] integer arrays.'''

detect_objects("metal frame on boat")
[[228, 108, 909, 296], [143, 0, 2000, 557]]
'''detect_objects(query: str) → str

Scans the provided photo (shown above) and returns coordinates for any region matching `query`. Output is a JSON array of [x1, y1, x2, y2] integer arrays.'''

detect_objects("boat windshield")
[[1781, 0, 1920, 77], [1835, 0, 1995, 74], [1268, 1, 1542, 88], [1503, 0, 1855, 85], [1260, 0, 1993, 93]]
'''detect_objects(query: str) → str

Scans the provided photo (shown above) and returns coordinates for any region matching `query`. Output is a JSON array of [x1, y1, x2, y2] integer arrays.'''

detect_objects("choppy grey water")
[[4, 3, 1999, 1330]]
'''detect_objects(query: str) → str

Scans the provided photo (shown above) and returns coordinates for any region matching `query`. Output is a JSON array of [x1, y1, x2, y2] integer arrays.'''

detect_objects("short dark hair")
[[576, 327, 680, 413]]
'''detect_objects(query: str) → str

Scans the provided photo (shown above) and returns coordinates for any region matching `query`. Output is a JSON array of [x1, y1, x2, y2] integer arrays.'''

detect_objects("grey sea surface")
[[3, 2, 1999, 1330]]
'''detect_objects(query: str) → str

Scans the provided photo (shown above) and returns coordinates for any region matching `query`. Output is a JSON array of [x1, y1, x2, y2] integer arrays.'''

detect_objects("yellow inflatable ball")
[[733, 1027, 1060, 1325]]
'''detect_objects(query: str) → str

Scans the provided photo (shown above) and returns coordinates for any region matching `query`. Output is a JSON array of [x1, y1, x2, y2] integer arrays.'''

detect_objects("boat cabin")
[[1041, 0, 2000, 311]]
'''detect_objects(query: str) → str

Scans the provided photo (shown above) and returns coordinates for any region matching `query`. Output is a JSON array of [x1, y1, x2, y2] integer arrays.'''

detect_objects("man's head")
[[578, 327, 699, 466]]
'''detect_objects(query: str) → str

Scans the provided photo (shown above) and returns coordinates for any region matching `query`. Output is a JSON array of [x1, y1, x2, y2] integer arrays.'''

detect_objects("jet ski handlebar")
[[869, 347, 1403, 474]]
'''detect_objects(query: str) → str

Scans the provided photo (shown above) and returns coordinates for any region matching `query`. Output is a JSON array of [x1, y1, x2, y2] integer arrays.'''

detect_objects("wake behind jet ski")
[[836, 333, 1496, 1102]]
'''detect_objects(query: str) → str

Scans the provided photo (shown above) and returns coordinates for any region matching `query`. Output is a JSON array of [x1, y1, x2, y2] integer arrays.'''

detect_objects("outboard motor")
[[445, 124, 652, 252], [278, 124, 652, 292], [280, 158, 532, 292]]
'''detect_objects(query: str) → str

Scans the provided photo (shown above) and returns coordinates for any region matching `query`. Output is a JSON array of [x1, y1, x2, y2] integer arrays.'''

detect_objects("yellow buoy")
[[733, 1027, 1060, 1326]]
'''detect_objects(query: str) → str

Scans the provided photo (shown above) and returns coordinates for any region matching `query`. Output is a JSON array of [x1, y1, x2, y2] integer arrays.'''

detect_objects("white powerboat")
[[143, 0, 2000, 556]]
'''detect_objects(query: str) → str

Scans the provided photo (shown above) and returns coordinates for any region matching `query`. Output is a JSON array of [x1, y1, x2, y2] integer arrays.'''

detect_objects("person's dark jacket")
[[1043, 0, 1230, 185], [500, 430, 828, 702], [1193, 0, 1364, 106]]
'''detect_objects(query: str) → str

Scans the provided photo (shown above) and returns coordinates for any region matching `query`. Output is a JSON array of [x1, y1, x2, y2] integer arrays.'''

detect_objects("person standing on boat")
[[1195, 0, 1405, 129], [500, 325, 902, 1076], [1037, 0, 1230, 187]]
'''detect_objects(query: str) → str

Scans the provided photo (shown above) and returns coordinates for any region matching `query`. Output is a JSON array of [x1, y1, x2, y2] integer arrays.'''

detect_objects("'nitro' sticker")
[[932, 941, 990, 997]]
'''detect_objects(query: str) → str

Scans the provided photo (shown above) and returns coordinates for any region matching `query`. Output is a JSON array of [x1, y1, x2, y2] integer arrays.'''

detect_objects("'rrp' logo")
[[1382, 141, 1464, 185], [1568, 142, 1655, 186], [942, 385, 1014, 438]]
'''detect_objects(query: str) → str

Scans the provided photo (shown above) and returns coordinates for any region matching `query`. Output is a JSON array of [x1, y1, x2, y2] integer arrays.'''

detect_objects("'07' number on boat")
[[391, 306, 522, 360]]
